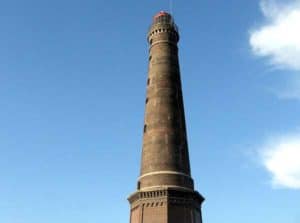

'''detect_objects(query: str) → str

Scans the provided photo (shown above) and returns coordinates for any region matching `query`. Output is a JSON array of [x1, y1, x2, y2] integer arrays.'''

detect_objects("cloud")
[[249, 0, 300, 99], [259, 132, 300, 189]]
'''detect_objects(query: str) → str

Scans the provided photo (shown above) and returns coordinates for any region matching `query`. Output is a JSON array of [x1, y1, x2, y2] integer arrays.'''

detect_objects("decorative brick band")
[[139, 171, 191, 180], [128, 188, 204, 211]]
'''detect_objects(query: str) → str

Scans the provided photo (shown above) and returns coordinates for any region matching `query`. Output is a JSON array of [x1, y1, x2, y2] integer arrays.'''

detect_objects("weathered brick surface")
[[128, 12, 204, 223]]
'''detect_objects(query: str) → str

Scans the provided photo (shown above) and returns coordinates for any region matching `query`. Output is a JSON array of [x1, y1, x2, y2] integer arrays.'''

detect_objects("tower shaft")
[[140, 13, 193, 191], [128, 12, 204, 223]]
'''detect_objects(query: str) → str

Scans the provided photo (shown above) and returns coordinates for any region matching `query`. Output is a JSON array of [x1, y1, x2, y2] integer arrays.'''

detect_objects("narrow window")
[[144, 125, 147, 133], [147, 78, 150, 85], [137, 181, 141, 189]]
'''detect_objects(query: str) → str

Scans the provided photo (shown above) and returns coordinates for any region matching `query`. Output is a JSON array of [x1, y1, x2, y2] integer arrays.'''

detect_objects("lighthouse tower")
[[128, 12, 204, 223]]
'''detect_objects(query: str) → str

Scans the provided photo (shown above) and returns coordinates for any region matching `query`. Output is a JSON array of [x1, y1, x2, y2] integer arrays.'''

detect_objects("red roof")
[[154, 11, 170, 19]]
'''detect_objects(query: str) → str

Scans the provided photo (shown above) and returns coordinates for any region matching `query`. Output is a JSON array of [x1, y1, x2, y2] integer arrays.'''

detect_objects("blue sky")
[[0, 0, 299, 223]]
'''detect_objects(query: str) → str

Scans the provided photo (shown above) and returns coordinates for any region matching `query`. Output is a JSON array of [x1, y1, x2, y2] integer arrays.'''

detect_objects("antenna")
[[169, 0, 173, 15]]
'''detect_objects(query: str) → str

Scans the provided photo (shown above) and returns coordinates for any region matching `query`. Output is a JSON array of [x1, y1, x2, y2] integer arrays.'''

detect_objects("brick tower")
[[128, 12, 204, 223]]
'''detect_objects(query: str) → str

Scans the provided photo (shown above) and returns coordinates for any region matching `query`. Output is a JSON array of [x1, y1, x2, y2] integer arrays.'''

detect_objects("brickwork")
[[128, 12, 204, 223]]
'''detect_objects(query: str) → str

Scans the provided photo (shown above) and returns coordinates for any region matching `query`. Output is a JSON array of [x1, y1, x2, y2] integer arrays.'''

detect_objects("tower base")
[[128, 188, 204, 223]]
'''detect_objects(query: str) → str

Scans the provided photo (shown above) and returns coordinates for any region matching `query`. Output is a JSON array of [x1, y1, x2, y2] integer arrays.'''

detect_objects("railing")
[[149, 15, 179, 33]]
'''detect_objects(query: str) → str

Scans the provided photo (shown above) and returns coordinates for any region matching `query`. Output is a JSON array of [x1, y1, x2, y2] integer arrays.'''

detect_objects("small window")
[[147, 78, 150, 85], [149, 55, 152, 61], [146, 98, 149, 104], [137, 181, 141, 189], [144, 125, 147, 133], [150, 39, 153, 44]]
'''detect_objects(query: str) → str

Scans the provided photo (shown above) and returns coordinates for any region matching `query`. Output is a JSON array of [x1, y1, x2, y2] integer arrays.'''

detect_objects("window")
[[137, 181, 141, 189]]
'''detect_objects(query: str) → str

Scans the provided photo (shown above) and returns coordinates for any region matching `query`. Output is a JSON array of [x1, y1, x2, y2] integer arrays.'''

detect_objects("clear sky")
[[0, 0, 299, 223]]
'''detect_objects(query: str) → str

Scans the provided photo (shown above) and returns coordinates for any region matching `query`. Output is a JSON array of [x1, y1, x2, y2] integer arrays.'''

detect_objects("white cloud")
[[260, 132, 300, 189], [250, 0, 300, 99]]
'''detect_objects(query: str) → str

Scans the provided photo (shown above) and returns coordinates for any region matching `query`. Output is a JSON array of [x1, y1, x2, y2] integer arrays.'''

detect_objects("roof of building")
[[154, 11, 171, 19]]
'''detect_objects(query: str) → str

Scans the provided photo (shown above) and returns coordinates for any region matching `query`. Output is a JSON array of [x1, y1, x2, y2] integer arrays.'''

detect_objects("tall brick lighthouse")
[[128, 12, 204, 223]]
